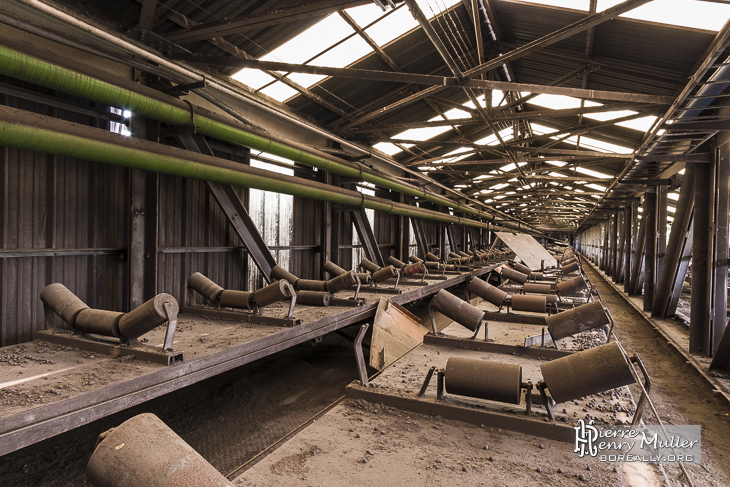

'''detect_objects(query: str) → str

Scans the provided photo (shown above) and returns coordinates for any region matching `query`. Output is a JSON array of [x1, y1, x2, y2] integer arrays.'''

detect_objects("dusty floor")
[[0, 333, 360, 486]]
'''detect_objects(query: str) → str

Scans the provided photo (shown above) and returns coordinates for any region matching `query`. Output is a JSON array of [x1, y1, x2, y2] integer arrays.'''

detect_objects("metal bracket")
[[537, 382, 555, 421], [354, 323, 370, 386], [162, 78, 207, 97], [162, 301, 178, 351]]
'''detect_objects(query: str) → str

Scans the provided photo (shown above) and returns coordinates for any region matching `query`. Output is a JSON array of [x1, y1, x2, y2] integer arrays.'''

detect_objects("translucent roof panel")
[[598, 0, 730, 31]]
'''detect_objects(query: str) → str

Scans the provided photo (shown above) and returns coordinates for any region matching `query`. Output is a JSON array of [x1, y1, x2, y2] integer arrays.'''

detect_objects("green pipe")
[[0, 43, 535, 233], [0, 108, 483, 228]]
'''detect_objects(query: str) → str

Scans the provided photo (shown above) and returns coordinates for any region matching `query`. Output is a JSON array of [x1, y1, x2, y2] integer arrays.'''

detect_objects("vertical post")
[[656, 186, 668, 288], [611, 212, 619, 279], [691, 161, 714, 354], [398, 194, 410, 261], [622, 205, 632, 288], [713, 144, 730, 355], [323, 173, 340, 268], [643, 191, 657, 310], [601, 220, 609, 271]]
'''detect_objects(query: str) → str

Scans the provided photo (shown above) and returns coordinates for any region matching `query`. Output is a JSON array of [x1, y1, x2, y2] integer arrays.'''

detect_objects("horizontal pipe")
[[0, 105, 491, 228], [0, 41, 538, 234]]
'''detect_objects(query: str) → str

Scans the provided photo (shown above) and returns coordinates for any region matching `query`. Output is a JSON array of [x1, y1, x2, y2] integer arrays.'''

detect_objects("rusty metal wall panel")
[[374, 210, 398, 260], [290, 196, 322, 280], [1, 146, 129, 346]]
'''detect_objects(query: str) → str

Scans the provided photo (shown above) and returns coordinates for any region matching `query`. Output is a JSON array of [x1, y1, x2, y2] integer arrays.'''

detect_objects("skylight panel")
[[364, 6, 419, 45], [598, 0, 730, 31], [231, 68, 276, 90], [586, 183, 607, 191], [396, 120, 453, 142], [274, 15, 353, 64], [373, 142, 402, 155], [443, 107, 471, 119], [562, 135, 633, 154], [312, 35, 373, 69], [346, 4, 385, 27], [616, 115, 659, 133], [491, 183, 510, 190], [575, 167, 612, 179], [668, 192, 679, 201], [529, 94, 601, 110], [546, 160, 566, 166], [259, 82, 299, 102], [585, 110, 636, 122]]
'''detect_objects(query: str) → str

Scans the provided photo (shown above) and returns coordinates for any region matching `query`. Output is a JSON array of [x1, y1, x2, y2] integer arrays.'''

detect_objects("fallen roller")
[[87, 413, 233, 487], [537, 341, 651, 425], [428, 289, 487, 339], [41, 283, 179, 352], [187, 272, 297, 317], [418, 357, 533, 415]]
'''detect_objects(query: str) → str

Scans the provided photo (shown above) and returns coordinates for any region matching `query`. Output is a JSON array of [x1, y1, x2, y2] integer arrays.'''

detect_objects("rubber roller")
[[323, 261, 347, 277], [86, 413, 234, 487], [40, 283, 89, 328], [359, 258, 381, 273], [430, 289, 484, 332], [443, 264, 456, 271], [513, 262, 531, 276], [75, 309, 124, 337], [187, 272, 224, 304], [532, 272, 544, 281], [540, 341, 635, 404], [523, 282, 552, 294], [326, 270, 358, 293], [426, 252, 440, 262], [270, 266, 298, 286], [219, 290, 253, 309], [401, 262, 423, 276], [296, 290, 331, 307], [254, 280, 293, 307], [545, 294, 558, 306], [467, 278, 507, 308], [546, 301, 609, 341], [387, 256, 406, 269], [511, 294, 546, 314], [561, 262, 580, 274], [561, 257, 577, 266], [449, 252, 461, 260], [557, 275, 588, 295], [501, 267, 529, 284], [424, 261, 441, 270], [295, 279, 327, 292], [458, 251, 471, 259], [356, 273, 372, 285], [118, 293, 178, 340], [445, 357, 522, 405], [372, 265, 398, 283]]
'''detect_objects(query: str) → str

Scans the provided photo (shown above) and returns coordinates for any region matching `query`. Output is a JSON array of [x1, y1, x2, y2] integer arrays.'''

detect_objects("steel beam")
[[623, 205, 632, 290], [642, 192, 656, 307], [176, 134, 278, 282], [446, 225, 459, 253], [691, 162, 714, 353], [411, 217, 429, 260], [652, 164, 695, 318], [351, 207, 385, 268], [629, 196, 647, 295], [165, 0, 371, 43], [613, 210, 622, 282], [713, 143, 730, 356]]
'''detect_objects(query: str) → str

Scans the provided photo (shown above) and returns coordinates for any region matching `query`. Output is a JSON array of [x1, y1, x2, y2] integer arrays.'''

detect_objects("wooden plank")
[[370, 298, 427, 370], [494, 232, 558, 269]]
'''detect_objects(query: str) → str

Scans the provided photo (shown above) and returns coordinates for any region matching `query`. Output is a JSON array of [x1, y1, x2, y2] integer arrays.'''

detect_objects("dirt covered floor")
[[0, 333, 360, 486]]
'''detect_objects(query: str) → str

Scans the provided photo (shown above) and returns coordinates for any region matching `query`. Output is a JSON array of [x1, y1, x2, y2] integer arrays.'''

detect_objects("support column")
[[652, 164, 695, 318], [713, 143, 730, 355], [656, 186, 668, 288], [622, 205, 632, 288], [611, 212, 619, 279], [398, 195, 410, 261], [601, 220, 609, 271], [643, 191, 656, 310], [691, 161, 714, 353]]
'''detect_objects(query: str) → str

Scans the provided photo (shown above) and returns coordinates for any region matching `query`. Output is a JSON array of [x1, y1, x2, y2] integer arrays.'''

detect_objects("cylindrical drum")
[[511, 294, 547, 314], [458, 251, 471, 259], [40, 283, 89, 328], [401, 262, 423, 276], [254, 280, 292, 307], [561, 262, 580, 274], [532, 272, 544, 281], [75, 309, 124, 337], [270, 266, 298, 286], [546, 301, 609, 341], [443, 264, 456, 271], [323, 261, 347, 277], [187, 272, 224, 303], [426, 252, 440, 262], [296, 291, 331, 307], [556, 276, 587, 295], [561, 257, 577, 266], [372, 265, 398, 283], [295, 279, 328, 292], [424, 261, 441, 270], [86, 413, 234, 487], [449, 252, 461, 260], [118, 293, 179, 340], [540, 342, 635, 404], [409, 255, 423, 263], [513, 262, 531, 276], [219, 290, 253, 309], [502, 267, 529, 284], [468, 278, 507, 307], [356, 272, 372, 285], [430, 289, 484, 332], [387, 256, 406, 269], [523, 282, 552, 295], [545, 294, 558, 306], [326, 270, 358, 293], [445, 357, 522, 405], [359, 258, 381, 273]]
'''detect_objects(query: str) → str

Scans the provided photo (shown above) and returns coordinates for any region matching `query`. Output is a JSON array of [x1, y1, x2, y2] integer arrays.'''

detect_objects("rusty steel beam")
[[165, 0, 372, 43]]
